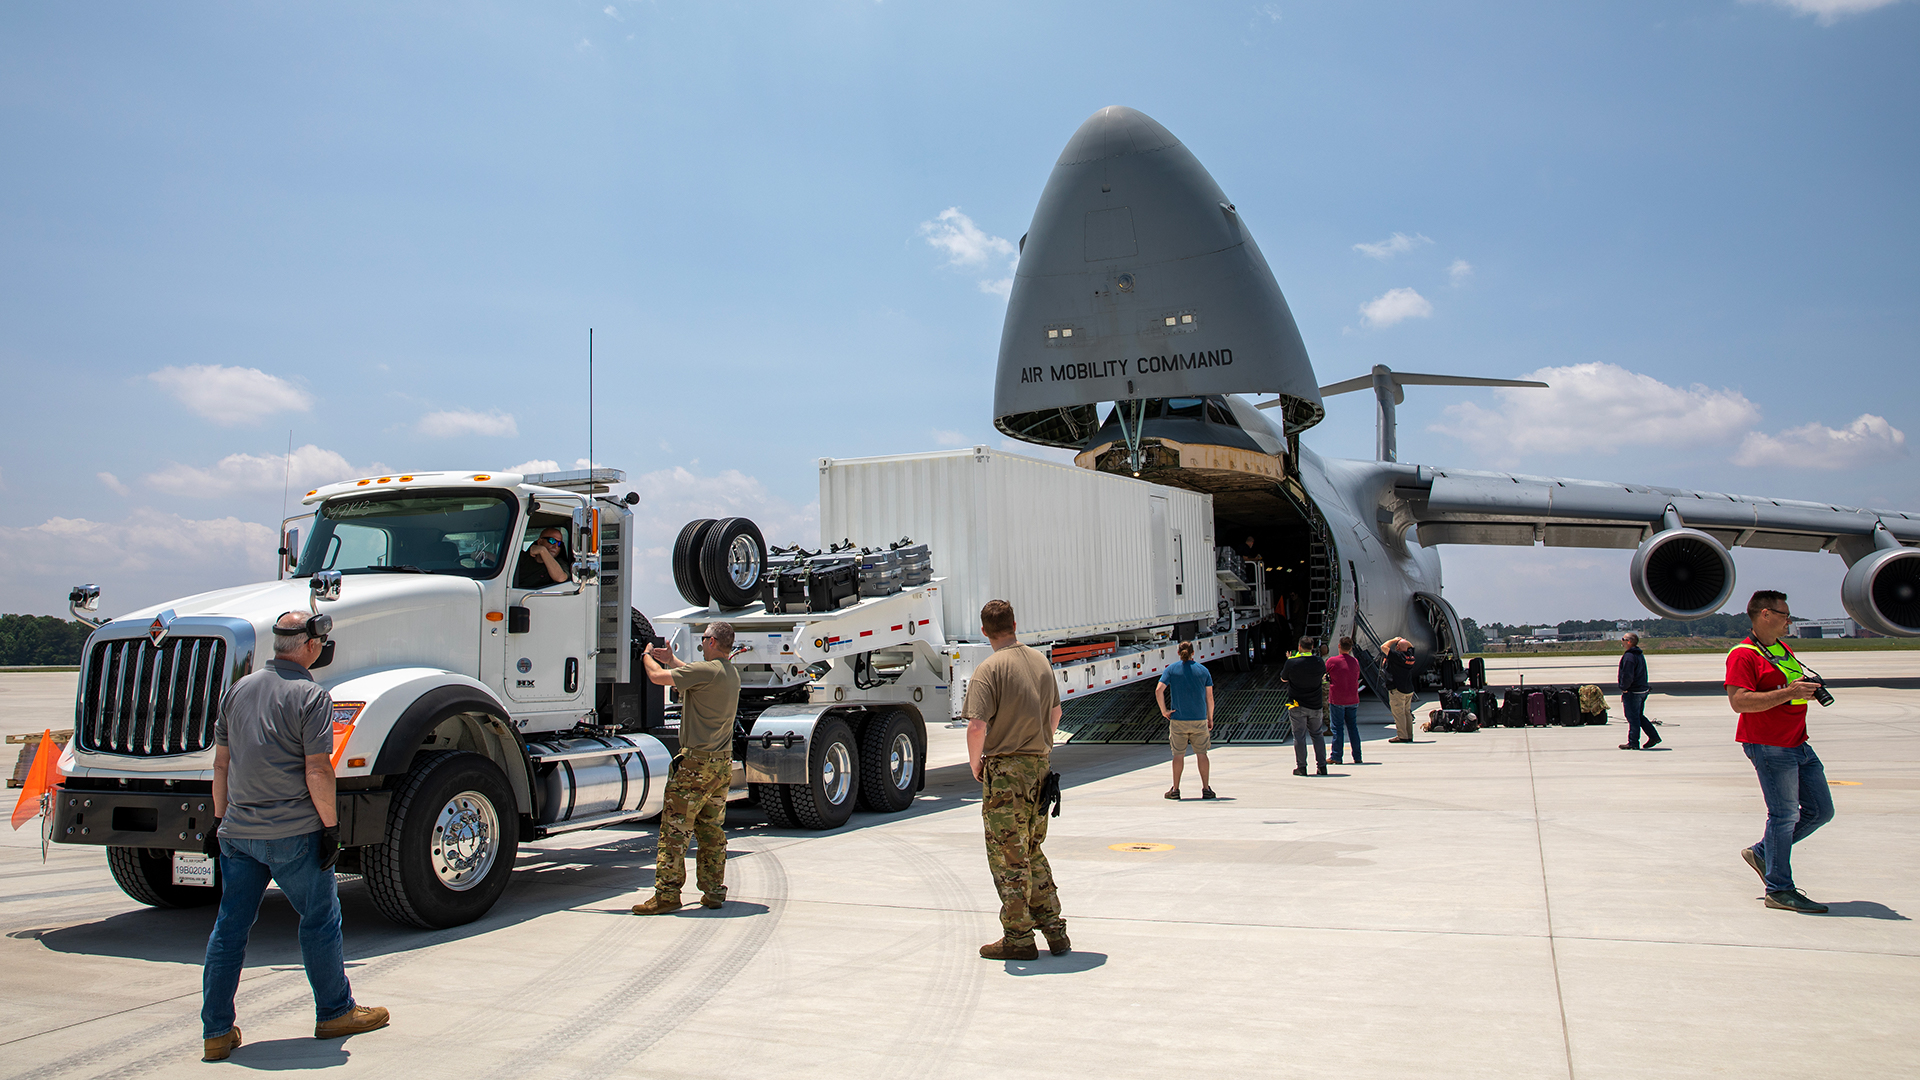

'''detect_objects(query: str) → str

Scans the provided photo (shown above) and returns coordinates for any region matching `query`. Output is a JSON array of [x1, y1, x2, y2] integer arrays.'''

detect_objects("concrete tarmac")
[[2, 656, 1916, 1078]]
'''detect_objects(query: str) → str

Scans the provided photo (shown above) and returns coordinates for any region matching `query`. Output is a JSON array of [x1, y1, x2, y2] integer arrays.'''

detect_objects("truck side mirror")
[[571, 505, 595, 555], [311, 570, 342, 603], [280, 527, 300, 576], [573, 553, 601, 585], [69, 583, 107, 628]]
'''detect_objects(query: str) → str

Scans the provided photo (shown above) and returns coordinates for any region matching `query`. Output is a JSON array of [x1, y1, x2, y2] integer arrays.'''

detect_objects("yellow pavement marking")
[[1829, 780, 1862, 786], [1110, 842, 1174, 852]]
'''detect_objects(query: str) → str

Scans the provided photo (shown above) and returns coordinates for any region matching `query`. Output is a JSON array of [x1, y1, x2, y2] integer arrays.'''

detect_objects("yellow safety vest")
[[1731, 638, 1808, 706]]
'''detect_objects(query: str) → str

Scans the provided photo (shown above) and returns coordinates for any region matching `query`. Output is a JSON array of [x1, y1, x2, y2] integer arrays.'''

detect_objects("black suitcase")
[[1555, 688, 1580, 726], [1504, 688, 1527, 727], [802, 557, 858, 613], [1439, 689, 1461, 711]]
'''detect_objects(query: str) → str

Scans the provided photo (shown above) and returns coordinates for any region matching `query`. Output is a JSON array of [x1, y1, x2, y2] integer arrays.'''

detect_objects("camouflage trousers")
[[980, 753, 1063, 945], [654, 753, 731, 899]]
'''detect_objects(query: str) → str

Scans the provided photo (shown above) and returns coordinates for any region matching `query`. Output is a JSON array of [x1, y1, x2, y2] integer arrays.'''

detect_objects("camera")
[[1807, 677, 1834, 708]]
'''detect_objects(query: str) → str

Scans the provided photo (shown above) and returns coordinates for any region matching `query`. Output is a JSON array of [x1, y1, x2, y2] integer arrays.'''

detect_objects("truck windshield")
[[296, 490, 518, 579]]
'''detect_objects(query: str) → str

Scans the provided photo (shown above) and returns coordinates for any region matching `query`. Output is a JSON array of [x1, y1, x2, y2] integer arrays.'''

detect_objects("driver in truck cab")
[[513, 526, 572, 588]]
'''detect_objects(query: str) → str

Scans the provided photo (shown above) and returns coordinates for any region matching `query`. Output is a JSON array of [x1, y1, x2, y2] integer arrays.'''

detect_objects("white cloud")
[[1353, 232, 1432, 260], [1358, 287, 1433, 328], [144, 444, 362, 498], [1733, 414, 1907, 469], [418, 408, 519, 438], [1745, 0, 1902, 26], [1432, 362, 1761, 460], [505, 458, 562, 474], [0, 509, 278, 617], [148, 365, 313, 425], [602, 5, 622, 19], [620, 466, 818, 616], [97, 472, 129, 496], [919, 208, 1019, 297], [1448, 259, 1474, 285], [931, 430, 971, 448]]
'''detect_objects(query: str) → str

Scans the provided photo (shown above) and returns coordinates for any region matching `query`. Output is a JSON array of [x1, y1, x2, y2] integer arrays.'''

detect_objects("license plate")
[[172, 851, 216, 888]]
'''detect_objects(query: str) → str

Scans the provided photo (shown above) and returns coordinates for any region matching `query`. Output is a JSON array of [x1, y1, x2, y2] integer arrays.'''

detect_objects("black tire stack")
[[672, 517, 768, 609]]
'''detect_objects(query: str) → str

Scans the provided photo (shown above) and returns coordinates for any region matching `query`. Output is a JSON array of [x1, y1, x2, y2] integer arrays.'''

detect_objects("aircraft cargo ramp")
[[1057, 664, 1301, 744]]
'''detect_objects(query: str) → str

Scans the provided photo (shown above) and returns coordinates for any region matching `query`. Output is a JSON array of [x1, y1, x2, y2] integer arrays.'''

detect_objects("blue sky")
[[2, 0, 1915, 624]]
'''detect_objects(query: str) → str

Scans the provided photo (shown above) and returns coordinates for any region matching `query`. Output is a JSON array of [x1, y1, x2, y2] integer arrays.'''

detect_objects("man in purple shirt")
[[1325, 636, 1364, 765]]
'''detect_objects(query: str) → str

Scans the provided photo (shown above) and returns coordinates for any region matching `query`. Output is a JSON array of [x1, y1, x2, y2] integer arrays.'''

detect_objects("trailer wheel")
[[752, 782, 798, 828], [785, 717, 858, 830], [672, 519, 717, 607], [106, 846, 221, 909], [856, 710, 921, 813], [699, 517, 766, 609], [363, 751, 519, 929]]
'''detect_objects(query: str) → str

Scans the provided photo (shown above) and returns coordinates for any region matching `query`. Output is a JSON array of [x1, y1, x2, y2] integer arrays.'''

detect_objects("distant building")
[[1790, 618, 1859, 639]]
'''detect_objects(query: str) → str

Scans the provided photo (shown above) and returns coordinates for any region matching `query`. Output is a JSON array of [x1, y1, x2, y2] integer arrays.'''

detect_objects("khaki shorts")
[[1169, 719, 1211, 753]]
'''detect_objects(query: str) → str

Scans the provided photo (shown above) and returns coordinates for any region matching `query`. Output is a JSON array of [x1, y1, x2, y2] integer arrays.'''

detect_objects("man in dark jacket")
[[1618, 633, 1658, 750], [1281, 638, 1329, 776]]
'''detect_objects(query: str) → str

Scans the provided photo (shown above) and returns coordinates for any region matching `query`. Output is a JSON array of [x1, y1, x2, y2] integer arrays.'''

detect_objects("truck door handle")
[[565, 657, 579, 694]]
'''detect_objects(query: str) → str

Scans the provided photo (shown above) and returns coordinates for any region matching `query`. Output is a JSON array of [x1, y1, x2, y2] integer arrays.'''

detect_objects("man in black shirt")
[[1383, 637, 1418, 743], [1281, 637, 1328, 777], [514, 527, 573, 589]]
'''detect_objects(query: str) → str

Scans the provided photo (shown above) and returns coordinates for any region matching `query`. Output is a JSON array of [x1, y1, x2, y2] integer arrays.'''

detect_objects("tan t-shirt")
[[671, 657, 740, 755], [963, 643, 1059, 757]]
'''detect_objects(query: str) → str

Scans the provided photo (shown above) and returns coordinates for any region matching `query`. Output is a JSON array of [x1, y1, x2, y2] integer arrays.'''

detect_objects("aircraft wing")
[[1397, 467, 1920, 556], [1381, 465, 1920, 634]]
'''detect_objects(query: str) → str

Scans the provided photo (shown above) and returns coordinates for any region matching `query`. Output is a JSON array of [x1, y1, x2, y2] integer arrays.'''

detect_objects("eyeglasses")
[[699, 634, 716, 642], [1761, 608, 1791, 618]]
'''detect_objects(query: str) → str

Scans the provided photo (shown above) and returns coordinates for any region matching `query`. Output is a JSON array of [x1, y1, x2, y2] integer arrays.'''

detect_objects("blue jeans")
[[1742, 742, 1835, 894], [202, 831, 354, 1038], [1622, 691, 1655, 747], [1328, 704, 1361, 762]]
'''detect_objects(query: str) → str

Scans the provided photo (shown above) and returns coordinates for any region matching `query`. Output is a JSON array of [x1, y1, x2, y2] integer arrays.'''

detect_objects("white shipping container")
[[818, 447, 1215, 644]]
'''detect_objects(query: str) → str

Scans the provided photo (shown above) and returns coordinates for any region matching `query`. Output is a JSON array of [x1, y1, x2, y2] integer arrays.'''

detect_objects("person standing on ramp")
[[965, 600, 1069, 960], [633, 621, 741, 915]]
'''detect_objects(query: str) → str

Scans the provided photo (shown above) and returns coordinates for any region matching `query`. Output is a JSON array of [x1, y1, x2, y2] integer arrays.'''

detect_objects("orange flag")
[[10, 729, 63, 831]]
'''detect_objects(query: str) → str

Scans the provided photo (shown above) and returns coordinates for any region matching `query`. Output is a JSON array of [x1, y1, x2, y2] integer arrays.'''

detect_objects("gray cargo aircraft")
[[994, 106, 1920, 689]]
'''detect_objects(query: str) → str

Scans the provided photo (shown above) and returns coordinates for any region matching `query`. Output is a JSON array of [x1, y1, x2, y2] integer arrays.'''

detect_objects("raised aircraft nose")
[[993, 106, 1324, 449]]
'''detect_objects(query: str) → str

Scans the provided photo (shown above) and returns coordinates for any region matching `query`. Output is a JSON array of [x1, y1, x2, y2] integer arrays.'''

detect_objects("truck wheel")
[[785, 717, 858, 830], [699, 517, 766, 609], [672, 519, 717, 607], [363, 751, 519, 929], [106, 846, 221, 909], [752, 782, 798, 828], [856, 710, 921, 813]]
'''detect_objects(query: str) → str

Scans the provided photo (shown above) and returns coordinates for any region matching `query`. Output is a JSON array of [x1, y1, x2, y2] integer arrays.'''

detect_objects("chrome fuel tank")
[[527, 734, 672, 825]]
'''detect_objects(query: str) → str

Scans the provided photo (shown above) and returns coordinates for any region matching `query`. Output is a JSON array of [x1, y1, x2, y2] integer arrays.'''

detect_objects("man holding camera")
[[1726, 590, 1834, 915], [200, 612, 388, 1061]]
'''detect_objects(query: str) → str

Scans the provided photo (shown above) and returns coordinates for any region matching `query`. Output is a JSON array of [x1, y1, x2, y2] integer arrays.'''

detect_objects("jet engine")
[[1630, 511, 1736, 620], [1841, 530, 1920, 636]]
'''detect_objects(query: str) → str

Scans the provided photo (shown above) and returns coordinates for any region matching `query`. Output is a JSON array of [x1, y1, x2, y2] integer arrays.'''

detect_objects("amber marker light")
[[472, 474, 491, 481], [398, 475, 414, 482], [305, 489, 317, 497], [486, 611, 504, 622], [347, 757, 367, 768]]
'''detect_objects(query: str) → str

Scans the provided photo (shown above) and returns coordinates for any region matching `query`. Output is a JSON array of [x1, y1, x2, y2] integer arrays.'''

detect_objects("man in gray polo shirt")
[[199, 611, 388, 1062]]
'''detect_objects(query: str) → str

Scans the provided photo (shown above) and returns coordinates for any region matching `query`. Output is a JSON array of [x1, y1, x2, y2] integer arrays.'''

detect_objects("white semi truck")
[[51, 451, 1276, 928]]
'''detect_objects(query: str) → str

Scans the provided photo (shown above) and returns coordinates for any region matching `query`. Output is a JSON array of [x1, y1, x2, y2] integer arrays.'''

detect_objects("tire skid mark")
[[575, 844, 790, 1077], [10, 922, 471, 1080], [427, 902, 649, 1052], [870, 832, 985, 1080]]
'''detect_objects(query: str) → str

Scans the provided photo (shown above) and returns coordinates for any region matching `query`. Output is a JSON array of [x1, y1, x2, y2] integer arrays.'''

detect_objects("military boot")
[[700, 892, 726, 910], [632, 892, 683, 915], [979, 937, 1039, 960], [1038, 924, 1071, 956]]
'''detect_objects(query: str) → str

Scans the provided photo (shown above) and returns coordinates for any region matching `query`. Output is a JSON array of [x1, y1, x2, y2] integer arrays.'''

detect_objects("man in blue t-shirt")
[[1154, 640, 1216, 800]]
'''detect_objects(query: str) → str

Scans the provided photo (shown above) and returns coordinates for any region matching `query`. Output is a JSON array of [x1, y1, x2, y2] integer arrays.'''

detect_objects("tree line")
[[0, 615, 94, 666], [1460, 614, 1754, 652]]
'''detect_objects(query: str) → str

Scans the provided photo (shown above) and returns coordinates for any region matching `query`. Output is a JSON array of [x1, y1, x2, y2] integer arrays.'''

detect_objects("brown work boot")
[[699, 892, 726, 909], [314, 1005, 388, 1040], [1038, 924, 1072, 956], [631, 892, 683, 915], [202, 1026, 242, 1061], [979, 937, 1039, 960]]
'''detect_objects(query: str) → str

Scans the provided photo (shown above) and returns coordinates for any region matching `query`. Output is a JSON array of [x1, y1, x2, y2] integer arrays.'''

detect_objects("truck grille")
[[78, 637, 231, 756]]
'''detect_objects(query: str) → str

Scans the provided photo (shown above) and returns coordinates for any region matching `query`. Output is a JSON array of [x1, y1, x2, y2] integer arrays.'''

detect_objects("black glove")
[[202, 818, 222, 859], [1041, 771, 1063, 818], [316, 824, 340, 870]]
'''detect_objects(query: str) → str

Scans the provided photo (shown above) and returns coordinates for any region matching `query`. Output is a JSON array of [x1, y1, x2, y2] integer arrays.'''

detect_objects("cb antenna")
[[278, 428, 293, 579], [588, 328, 594, 483]]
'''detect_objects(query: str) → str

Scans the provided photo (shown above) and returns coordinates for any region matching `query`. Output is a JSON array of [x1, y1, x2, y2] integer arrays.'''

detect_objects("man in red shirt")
[[1725, 590, 1834, 914], [1325, 636, 1364, 765]]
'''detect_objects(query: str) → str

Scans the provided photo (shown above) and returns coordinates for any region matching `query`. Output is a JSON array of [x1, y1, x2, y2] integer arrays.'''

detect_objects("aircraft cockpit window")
[[1163, 398, 1206, 420], [1206, 399, 1238, 427]]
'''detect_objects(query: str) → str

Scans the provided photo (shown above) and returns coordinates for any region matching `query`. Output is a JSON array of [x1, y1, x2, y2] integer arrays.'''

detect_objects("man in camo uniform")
[[632, 621, 740, 915], [964, 600, 1068, 960]]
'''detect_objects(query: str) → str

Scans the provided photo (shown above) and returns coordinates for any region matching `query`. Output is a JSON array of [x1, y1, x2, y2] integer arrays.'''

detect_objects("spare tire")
[[672, 519, 716, 607], [699, 517, 767, 610]]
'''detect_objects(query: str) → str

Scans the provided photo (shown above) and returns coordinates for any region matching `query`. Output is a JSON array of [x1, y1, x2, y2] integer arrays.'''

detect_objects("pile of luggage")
[[1427, 685, 1610, 731], [762, 538, 932, 614]]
